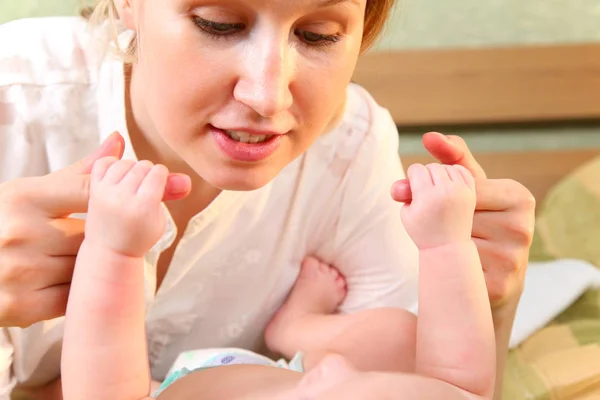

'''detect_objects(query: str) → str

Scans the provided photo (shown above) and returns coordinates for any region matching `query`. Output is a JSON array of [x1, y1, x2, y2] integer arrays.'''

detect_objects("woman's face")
[[125, 0, 366, 190]]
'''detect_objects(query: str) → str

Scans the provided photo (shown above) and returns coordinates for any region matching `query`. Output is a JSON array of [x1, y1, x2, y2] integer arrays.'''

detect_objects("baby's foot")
[[265, 257, 347, 354]]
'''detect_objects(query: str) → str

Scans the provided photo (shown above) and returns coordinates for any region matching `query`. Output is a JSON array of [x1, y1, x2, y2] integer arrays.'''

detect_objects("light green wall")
[[375, 0, 600, 50], [6, 0, 597, 48], [0, 0, 80, 24], [2, 0, 599, 154]]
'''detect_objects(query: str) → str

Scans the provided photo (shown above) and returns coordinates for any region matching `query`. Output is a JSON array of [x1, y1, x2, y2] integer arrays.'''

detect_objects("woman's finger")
[[422, 132, 487, 179], [164, 173, 192, 201], [28, 284, 71, 322], [390, 179, 412, 203], [42, 217, 87, 256], [19, 133, 125, 218], [471, 237, 525, 305], [39, 255, 77, 288], [471, 209, 534, 249], [0, 284, 70, 328], [0, 249, 76, 290], [474, 179, 536, 212]]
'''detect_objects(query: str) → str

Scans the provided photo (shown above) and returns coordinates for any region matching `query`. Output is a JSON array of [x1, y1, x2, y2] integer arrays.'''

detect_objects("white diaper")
[[152, 348, 304, 398]]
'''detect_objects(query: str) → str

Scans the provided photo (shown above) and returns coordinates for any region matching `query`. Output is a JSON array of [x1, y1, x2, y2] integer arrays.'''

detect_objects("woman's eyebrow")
[[318, 0, 361, 8]]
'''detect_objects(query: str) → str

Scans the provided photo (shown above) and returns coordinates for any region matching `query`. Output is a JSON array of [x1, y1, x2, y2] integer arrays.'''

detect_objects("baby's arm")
[[62, 244, 152, 400], [403, 164, 496, 398], [62, 158, 170, 400], [417, 242, 495, 397], [267, 167, 495, 397]]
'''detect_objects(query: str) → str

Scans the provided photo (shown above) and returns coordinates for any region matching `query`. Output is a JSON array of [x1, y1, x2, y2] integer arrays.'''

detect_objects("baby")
[[61, 158, 496, 400]]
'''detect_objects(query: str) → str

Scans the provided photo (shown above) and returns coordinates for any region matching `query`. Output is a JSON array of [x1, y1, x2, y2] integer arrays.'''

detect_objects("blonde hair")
[[82, 0, 396, 61], [81, 0, 137, 61]]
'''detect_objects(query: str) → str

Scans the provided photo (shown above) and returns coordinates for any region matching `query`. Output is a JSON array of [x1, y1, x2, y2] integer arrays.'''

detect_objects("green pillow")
[[532, 154, 600, 266]]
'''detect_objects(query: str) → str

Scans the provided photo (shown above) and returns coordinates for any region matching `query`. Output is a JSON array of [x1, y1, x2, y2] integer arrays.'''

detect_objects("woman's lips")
[[210, 126, 283, 162]]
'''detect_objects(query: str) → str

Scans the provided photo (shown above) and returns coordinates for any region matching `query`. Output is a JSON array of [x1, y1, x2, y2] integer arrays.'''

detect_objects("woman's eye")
[[194, 17, 245, 36], [192, 17, 341, 47], [296, 30, 342, 47]]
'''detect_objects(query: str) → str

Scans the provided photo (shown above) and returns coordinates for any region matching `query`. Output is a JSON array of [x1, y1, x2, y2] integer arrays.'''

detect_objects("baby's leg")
[[265, 257, 417, 373]]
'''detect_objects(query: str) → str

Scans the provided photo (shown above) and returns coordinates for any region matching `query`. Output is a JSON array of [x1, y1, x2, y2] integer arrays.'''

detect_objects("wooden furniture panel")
[[353, 44, 600, 127]]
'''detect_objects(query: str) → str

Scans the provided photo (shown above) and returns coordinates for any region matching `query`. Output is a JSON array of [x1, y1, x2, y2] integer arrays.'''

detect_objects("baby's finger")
[[406, 164, 433, 199], [120, 160, 154, 193], [104, 160, 136, 184], [426, 163, 451, 185], [137, 164, 169, 204], [455, 165, 475, 189], [446, 165, 465, 183], [90, 156, 119, 184]]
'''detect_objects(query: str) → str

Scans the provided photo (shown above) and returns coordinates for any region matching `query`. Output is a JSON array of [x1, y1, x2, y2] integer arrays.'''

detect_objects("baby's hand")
[[400, 163, 475, 250], [85, 157, 169, 257]]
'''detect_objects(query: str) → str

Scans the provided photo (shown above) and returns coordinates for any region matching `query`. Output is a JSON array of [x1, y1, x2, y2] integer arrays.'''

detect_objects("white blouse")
[[0, 16, 418, 396]]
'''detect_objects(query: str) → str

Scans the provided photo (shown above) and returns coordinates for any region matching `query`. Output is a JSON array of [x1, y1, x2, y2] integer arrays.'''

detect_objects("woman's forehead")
[[155, 0, 366, 12]]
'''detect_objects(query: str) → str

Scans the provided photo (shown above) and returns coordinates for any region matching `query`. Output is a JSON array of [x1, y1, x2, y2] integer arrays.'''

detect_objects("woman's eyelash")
[[295, 30, 342, 47], [193, 17, 342, 48], [193, 17, 245, 37]]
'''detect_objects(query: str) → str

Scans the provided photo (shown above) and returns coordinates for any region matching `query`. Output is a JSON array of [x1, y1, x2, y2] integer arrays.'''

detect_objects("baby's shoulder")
[[0, 16, 104, 87]]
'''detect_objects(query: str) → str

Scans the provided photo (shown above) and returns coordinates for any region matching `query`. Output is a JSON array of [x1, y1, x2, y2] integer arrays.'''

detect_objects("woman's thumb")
[[69, 132, 125, 175]]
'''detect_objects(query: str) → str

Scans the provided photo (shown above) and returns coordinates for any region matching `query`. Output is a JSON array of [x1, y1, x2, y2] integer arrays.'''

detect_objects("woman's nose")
[[233, 39, 294, 118]]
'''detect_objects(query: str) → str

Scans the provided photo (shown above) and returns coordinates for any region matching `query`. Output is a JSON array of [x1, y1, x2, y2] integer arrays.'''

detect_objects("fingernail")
[[97, 132, 117, 152], [102, 132, 116, 143], [167, 175, 191, 194]]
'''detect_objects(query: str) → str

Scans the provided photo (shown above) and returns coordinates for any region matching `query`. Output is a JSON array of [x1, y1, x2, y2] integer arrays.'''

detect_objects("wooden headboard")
[[352, 43, 600, 127], [351, 43, 600, 205]]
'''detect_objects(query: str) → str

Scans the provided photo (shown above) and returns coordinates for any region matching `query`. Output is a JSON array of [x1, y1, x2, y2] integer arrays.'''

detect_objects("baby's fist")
[[401, 163, 476, 249], [85, 158, 169, 257]]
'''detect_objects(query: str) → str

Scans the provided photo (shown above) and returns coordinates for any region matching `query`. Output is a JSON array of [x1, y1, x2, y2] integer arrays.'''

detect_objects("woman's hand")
[[0, 132, 191, 328], [392, 132, 535, 308]]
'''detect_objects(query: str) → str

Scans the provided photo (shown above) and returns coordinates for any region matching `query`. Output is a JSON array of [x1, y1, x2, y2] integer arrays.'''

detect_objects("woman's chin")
[[204, 165, 280, 192]]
